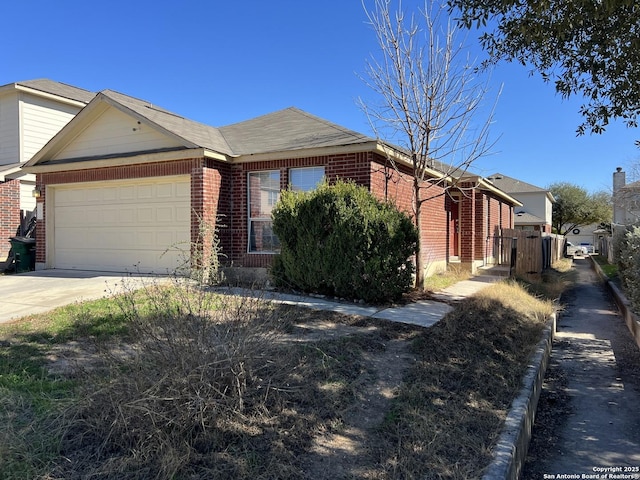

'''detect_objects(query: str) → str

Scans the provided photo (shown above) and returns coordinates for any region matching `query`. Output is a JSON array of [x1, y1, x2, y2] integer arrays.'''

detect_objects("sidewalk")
[[219, 272, 499, 329], [522, 258, 640, 478]]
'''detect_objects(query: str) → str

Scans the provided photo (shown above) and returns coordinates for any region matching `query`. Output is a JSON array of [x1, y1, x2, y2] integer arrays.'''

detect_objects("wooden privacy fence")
[[486, 229, 564, 279]]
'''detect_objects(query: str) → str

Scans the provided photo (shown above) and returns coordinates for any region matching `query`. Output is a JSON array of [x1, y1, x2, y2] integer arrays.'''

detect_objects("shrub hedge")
[[271, 180, 417, 303], [613, 223, 640, 312]]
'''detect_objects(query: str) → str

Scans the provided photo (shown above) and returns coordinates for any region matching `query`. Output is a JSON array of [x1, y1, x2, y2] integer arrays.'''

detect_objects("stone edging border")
[[481, 311, 556, 480], [483, 256, 640, 479]]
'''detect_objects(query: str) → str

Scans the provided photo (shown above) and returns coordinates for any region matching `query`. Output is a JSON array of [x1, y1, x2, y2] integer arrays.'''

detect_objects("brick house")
[[23, 89, 519, 278], [0, 80, 94, 263]]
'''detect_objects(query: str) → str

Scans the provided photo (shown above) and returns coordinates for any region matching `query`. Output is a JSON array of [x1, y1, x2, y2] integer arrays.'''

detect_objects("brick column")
[[0, 179, 20, 261]]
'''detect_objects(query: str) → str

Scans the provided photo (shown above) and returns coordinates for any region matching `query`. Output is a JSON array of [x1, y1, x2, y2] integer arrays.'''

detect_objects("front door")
[[449, 200, 460, 257]]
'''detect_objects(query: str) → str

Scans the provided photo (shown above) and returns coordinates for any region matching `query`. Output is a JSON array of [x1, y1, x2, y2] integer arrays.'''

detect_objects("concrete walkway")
[[522, 258, 640, 478], [219, 273, 499, 329], [1, 269, 500, 327]]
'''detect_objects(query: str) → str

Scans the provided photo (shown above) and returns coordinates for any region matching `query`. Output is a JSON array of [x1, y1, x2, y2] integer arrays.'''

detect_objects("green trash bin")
[[10, 237, 36, 273]]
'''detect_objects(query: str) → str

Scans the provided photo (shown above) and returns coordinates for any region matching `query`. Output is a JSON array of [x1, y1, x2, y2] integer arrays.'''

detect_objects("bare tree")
[[359, 0, 499, 288]]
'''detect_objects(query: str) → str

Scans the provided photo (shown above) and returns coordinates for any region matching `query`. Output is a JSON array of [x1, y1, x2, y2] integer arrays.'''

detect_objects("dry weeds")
[[1, 276, 558, 480]]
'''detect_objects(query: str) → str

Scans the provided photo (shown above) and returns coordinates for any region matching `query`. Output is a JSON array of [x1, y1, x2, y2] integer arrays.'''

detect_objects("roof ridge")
[[99, 89, 184, 118], [9, 79, 95, 102], [17, 78, 95, 93]]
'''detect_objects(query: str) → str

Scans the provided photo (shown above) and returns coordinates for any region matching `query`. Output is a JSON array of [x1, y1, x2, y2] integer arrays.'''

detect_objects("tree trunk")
[[414, 177, 425, 289]]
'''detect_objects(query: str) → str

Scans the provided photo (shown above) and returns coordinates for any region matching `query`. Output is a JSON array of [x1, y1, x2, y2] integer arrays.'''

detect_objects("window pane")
[[249, 220, 280, 252], [290, 166, 324, 192], [249, 171, 280, 217]]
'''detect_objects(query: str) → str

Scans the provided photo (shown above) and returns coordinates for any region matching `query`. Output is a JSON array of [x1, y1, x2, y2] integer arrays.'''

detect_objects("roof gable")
[[99, 90, 233, 155], [25, 94, 379, 170], [49, 104, 184, 162], [25, 90, 236, 167]]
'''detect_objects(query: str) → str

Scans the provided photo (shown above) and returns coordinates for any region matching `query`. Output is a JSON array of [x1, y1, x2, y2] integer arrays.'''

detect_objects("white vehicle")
[[566, 241, 589, 256]]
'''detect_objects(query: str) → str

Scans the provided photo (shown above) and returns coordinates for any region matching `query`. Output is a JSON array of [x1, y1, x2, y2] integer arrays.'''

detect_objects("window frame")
[[247, 170, 281, 254], [289, 166, 325, 191]]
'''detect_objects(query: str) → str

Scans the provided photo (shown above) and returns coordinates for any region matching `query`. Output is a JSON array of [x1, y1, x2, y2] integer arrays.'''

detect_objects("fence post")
[[510, 237, 517, 278]]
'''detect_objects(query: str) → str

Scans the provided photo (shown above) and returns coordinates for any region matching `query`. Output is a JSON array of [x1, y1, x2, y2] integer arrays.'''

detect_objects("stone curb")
[[483, 256, 640, 479], [482, 311, 556, 480]]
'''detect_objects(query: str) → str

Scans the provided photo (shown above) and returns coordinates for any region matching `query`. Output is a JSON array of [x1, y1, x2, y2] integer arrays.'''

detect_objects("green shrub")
[[613, 224, 640, 312], [271, 180, 417, 303]]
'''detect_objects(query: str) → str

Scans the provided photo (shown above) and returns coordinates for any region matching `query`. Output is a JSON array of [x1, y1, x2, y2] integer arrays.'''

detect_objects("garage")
[[49, 175, 191, 273]]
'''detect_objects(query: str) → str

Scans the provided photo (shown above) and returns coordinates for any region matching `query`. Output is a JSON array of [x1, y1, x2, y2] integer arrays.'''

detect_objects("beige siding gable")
[[21, 93, 82, 162], [52, 106, 183, 161], [0, 93, 20, 165], [20, 179, 36, 212]]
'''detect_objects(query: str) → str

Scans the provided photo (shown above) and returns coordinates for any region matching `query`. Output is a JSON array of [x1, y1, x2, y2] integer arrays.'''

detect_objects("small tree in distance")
[[359, 0, 500, 289], [550, 182, 612, 235]]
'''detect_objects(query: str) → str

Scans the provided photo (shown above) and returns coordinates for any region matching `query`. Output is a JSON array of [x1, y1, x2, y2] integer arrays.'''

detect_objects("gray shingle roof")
[[621, 179, 640, 190], [486, 173, 547, 193], [514, 210, 546, 225], [219, 107, 374, 156], [11, 79, 96, 104], [96, 93, 375, 158]]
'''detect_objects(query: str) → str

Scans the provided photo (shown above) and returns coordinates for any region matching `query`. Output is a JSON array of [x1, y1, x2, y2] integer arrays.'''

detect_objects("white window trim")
[[289, 166, 325, 191], [247, 170, 280, 254]]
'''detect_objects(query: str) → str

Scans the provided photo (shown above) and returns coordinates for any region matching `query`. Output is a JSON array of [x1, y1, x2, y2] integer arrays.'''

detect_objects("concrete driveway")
[[0, 270, 155, 324]]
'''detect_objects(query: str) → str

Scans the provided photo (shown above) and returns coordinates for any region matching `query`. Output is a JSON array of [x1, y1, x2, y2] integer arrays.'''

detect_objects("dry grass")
[[366, 280, 554, 479], [0, 270, 563, 480], [422, 265, 472, 292]]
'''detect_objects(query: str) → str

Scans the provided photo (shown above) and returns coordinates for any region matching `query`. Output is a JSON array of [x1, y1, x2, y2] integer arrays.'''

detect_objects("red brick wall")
[[459, 189, 516, 265], [369, 153, 448, 268], [191, 159, 232, 266], [227, 154, 372, 268], [474, 191, 487, 262], [34, 152, 467, 274], [502, 201, 514, 229], [459, 183, 477, 263], [0, 179, 20, 260], [484, 193, 514, 261]]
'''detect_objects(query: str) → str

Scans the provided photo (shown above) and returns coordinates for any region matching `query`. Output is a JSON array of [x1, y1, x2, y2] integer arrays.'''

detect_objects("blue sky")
[[3, 0, 638, 194]]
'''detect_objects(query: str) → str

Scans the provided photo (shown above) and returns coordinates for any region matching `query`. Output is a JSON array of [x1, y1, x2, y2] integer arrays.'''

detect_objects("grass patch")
[[423, 265, 471, 292], [0, 269, 566, 479], [592, 254, 619, 280], [519, 258, 576, 300]]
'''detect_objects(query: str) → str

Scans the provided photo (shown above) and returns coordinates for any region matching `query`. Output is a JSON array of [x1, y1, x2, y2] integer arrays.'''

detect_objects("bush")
[[613, 224, 640, 312], [271, 180, 417, 303]]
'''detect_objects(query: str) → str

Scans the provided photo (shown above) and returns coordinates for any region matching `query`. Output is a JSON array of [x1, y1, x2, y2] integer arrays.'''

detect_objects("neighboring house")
[[486, 173, 555, 233], [23, 88, 520, 278], [613, 167, 640, 226], [0, 79, 95, 262], [564, 222, 607, 252]]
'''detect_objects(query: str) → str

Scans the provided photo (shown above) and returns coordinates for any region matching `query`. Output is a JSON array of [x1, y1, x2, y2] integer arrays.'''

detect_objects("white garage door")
[[51, 176, 191, 273]]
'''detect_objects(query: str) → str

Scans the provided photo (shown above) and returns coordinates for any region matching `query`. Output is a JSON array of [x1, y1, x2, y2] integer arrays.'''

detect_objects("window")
[[290, 166, 325, 191], [248, 171, 280, 253], [247, 167, 325, 253]]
